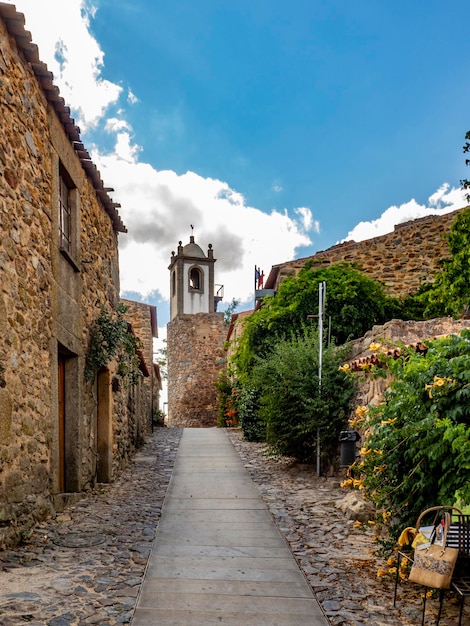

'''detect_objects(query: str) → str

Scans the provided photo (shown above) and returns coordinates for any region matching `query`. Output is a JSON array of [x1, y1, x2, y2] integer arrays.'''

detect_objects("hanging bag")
[[408, 507, 460, 589]]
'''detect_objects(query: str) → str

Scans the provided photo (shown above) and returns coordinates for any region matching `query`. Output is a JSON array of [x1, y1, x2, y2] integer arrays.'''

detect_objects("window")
[[189, 267, 202, 291], [57, 163, 80, 271], [59, 172, 72, 251]]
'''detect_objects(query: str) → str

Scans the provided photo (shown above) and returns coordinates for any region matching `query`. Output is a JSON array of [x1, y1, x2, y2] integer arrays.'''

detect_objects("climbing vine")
[[85, 302, 143, 385]]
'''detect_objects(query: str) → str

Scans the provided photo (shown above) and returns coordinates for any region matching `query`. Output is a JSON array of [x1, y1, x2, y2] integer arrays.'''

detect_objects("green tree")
[[460, 130, 470, 201], [223, 298, 240, 325], [417, 207, 470, 318], [232, 262, 410, 377], [249, 325, 353, 465]]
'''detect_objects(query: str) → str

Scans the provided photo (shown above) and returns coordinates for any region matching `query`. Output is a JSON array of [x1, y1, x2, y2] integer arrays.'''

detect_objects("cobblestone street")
[[0, 429, 182, 626], [228, 430, 468, 626], [0, 427, 468, 625]]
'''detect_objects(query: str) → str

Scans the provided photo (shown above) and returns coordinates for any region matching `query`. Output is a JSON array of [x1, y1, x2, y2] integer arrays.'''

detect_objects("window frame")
[[58, 163, 80, 272]]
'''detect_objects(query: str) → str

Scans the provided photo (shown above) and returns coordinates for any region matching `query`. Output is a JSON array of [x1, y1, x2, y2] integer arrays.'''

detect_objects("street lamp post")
[[317, 281, 326, 477]]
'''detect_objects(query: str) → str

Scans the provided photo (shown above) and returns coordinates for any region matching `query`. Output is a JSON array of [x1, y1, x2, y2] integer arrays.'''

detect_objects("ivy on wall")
[[85, 302, 143, 385]]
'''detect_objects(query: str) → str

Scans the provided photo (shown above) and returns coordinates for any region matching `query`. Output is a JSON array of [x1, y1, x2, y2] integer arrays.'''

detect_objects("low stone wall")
[[167, 313, 226, 427], [348, 317, 470, 407]]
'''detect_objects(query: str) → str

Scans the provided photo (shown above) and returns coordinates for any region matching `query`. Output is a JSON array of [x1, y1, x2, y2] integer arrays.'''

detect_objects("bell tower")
[[168, 236, 217, 320], [166, 234, 226, 427]]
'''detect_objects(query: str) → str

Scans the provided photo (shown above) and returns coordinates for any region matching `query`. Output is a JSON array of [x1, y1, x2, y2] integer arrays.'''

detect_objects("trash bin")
[[339, 430, 360, 467]]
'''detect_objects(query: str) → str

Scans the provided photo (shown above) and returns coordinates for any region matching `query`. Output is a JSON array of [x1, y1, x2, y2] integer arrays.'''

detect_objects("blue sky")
[[7, 0, 470, 328]]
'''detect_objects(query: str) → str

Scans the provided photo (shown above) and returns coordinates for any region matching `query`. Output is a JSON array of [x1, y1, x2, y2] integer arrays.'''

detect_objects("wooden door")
[[58, 354, 66, 492]]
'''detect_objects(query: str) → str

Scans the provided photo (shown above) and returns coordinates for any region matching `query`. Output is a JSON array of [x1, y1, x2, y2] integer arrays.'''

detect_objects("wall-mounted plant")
[[85, 302, 143, 385]]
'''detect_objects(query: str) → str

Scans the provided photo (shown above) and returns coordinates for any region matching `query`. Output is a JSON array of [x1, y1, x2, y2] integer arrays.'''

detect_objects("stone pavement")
[[0, 428, 182, 626], [228, 429, 470, 626], [132, 428, 329, 625], [0, 427, 468, 625]]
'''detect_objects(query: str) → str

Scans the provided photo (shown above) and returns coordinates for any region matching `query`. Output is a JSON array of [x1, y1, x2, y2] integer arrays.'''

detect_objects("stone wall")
[[122, 299, 160, 431], [347, 317, 470, 408], [167, 313, 226, 427], [269, 210, 465, 297], [0, 5, 144, 548]]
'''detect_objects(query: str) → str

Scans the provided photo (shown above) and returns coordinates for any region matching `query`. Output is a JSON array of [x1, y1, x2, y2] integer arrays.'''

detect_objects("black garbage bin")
[[339, 430, 360, 467]]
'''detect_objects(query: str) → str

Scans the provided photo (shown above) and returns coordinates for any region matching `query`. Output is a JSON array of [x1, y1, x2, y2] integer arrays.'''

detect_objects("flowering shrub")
[[343, 331, 470, 537]]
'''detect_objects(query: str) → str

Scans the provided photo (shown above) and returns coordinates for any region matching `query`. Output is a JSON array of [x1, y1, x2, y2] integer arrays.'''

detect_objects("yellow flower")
[[380, 417, 397, 426], [377, 568, 388, 578], [340, 478, 353, 488], [355, 405, 368, 419], [369, 342, 382, 351], [338, 363, 350, 372], [359, 447, 372, 456]]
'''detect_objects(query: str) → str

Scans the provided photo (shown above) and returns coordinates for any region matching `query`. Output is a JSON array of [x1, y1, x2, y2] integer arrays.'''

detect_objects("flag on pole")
[[255, 266, 260, 286]]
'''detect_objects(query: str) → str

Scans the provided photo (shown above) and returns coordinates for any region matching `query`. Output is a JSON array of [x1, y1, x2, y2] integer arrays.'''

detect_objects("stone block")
[[0, 388, 12, 440]]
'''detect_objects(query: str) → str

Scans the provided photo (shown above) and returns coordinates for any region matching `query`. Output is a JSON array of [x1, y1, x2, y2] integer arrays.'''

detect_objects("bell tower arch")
[[168, 236, 217, 320]]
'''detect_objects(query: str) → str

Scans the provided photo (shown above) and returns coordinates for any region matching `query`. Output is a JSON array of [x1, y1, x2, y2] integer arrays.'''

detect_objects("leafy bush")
[[215, 369, 237, 427], [235, 384, 264, 442], [249, 325, 353, 465], [345, 332, 470, 536]]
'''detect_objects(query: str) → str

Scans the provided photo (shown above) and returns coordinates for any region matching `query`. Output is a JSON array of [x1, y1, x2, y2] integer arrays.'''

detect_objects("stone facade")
[[265, 210, 466, 297], [0, 4, 155, 548], [167, 313, 226, 427], [122, 298, 161, 429]]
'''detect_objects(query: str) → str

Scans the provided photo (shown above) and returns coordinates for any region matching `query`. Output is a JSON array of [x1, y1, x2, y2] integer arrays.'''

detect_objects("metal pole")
[[317, 281, 326, 477]]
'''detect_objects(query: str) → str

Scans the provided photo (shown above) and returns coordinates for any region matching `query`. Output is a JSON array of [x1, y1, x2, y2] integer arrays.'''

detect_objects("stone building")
[[0, 3, 155, 548], [121, 299, 161, 429], [167, 236, 226, 427], [264, 209, 466, 298]]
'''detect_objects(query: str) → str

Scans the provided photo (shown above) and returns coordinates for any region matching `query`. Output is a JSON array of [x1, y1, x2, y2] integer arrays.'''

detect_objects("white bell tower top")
[[168, 236, 217, 320]]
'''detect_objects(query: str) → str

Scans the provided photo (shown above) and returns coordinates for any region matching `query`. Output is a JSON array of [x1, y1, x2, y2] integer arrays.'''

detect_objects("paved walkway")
[[132, 428, 329, 625]]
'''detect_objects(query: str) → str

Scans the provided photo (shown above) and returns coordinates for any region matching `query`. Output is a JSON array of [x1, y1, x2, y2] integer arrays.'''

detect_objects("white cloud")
[[94, 149, 312, 305], [7, 0, 122, 129], [343, 183, 467, 243], [295, 207, 320, 234], [8, 0, 314, 312]]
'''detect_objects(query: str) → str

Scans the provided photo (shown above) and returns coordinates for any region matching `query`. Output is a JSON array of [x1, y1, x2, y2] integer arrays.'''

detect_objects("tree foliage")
[[237, 325, 354, 465], [460, 130, 470, 202], [344, 333, 470, 536], [232, 262, 413, 378], [416, 207, 470, 318]]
